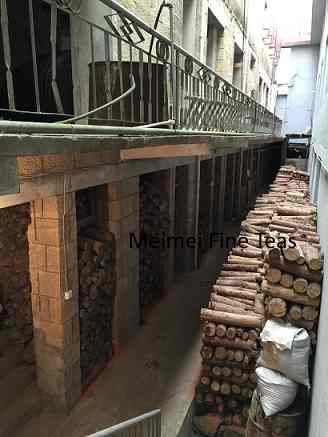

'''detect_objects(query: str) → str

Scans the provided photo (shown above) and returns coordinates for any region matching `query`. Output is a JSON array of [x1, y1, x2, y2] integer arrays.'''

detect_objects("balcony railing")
[[0, 0, 281, 135]]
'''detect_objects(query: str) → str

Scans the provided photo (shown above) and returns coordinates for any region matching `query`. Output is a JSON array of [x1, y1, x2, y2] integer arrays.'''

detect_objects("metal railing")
[[86, 410, 161, 437], [0, 0, 282, 135]]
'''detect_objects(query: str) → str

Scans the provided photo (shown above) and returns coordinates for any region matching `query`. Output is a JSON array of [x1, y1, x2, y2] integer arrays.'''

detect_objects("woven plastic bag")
[[256, 367, 298, 417], [259, 319, 310, 387]]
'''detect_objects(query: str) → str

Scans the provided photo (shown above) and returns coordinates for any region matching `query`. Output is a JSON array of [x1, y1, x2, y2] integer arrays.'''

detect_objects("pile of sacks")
[[246, 319, 311, 436]]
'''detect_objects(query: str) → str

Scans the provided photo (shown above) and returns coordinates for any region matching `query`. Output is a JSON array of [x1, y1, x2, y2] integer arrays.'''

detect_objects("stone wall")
[[0, 204, 33, 347]]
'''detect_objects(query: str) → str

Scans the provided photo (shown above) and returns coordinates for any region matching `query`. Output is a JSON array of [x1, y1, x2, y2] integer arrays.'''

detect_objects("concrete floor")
[[16, 224, 239, 437]]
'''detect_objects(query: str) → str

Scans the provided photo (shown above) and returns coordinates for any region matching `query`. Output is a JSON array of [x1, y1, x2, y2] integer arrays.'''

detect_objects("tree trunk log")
[[231, 247, 264, 258], [293, 277, 308, 294], [280, 273, 294, 288], [302, 306, 319, 321], [212, 286, 256, 300], [270, 256, 322, 283], [222, 264, 259, 273], [266, 267, 282, 284], [262, 280, 320, 307], [301, 244, 322, 271], [288, 304, 302, 321], [200, 308, 263, 328], [307, 282, 321, 299], [268, 297, 287, 318]]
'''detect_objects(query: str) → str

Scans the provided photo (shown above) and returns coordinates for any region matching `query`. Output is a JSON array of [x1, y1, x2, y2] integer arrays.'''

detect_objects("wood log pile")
[[195, 188, 270, 432], [78, 233, 115, 386], [260, 166, 322, 343], [245, 165, 322, 436], [139, 178, 170, 306], [0, 204, 33, 350], [195, 165, 322, 435]]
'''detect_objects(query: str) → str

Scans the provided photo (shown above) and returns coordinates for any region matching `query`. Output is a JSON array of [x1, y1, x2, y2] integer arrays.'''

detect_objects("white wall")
[[309, 3, 328, 437]]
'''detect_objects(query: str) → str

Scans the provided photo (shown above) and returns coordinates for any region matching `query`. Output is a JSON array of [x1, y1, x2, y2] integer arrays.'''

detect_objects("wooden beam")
[[120, 143, 212, 160]]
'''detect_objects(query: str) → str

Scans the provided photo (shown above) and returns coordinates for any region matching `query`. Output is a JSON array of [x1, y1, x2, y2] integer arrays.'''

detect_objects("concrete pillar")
[[165, 167, 176, 287], [180, 161, 197, 272], [28, 193, 81, 412], [106, 177, 140, 348]]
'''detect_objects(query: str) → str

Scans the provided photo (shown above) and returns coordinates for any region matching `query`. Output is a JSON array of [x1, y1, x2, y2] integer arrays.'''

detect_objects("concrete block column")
[[106, 177, 140, 348], [28, 193, 81, 412], [181, 161, 198, 271]]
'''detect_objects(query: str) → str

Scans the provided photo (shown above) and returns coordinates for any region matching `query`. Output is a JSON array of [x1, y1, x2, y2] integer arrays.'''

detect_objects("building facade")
[[276, 43, 319, 136]]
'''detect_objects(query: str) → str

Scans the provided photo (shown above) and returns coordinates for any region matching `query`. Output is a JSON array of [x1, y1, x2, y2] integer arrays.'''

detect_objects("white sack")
[[259, 319, 311, 387], [256, 366, 298, 417]]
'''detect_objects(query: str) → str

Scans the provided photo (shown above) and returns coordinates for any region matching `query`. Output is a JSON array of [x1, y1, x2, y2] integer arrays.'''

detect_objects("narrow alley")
[[0, 0, 328, 437]]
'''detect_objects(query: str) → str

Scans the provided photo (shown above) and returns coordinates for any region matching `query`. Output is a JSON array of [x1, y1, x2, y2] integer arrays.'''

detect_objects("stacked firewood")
[[194, 165, 321, 434], [139, 179, 170, 306], [195, 198, 272, 431], [78, 234, 115, 386], [260, 168, 322, 341], [245, 166, 322, 436]]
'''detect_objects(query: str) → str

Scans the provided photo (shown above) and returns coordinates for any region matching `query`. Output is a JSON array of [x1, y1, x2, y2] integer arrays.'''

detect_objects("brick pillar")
[[107, 177, 140, 348], [28, 193, 81, 412]]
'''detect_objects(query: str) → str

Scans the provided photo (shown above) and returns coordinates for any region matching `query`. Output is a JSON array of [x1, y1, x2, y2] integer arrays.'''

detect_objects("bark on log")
[[277, 206, 315, 216], [255, 294, 265, 316], [202, 335, 257, 351], [228, 256, 263, 267], [210, 294, 254, 309], [216, 279, 258, 290], [200, 308, 263, 328], [302, 244, 322, 271], [231, 247, 264, 258], [261, 280, 320, 307], [212, 286, 256, 300], [220, 271, 262, 280], [209, 301, 254, 315], [222, 264, 259, 273], [270, 256, 322, 283], [270, 224, 295, 234]]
